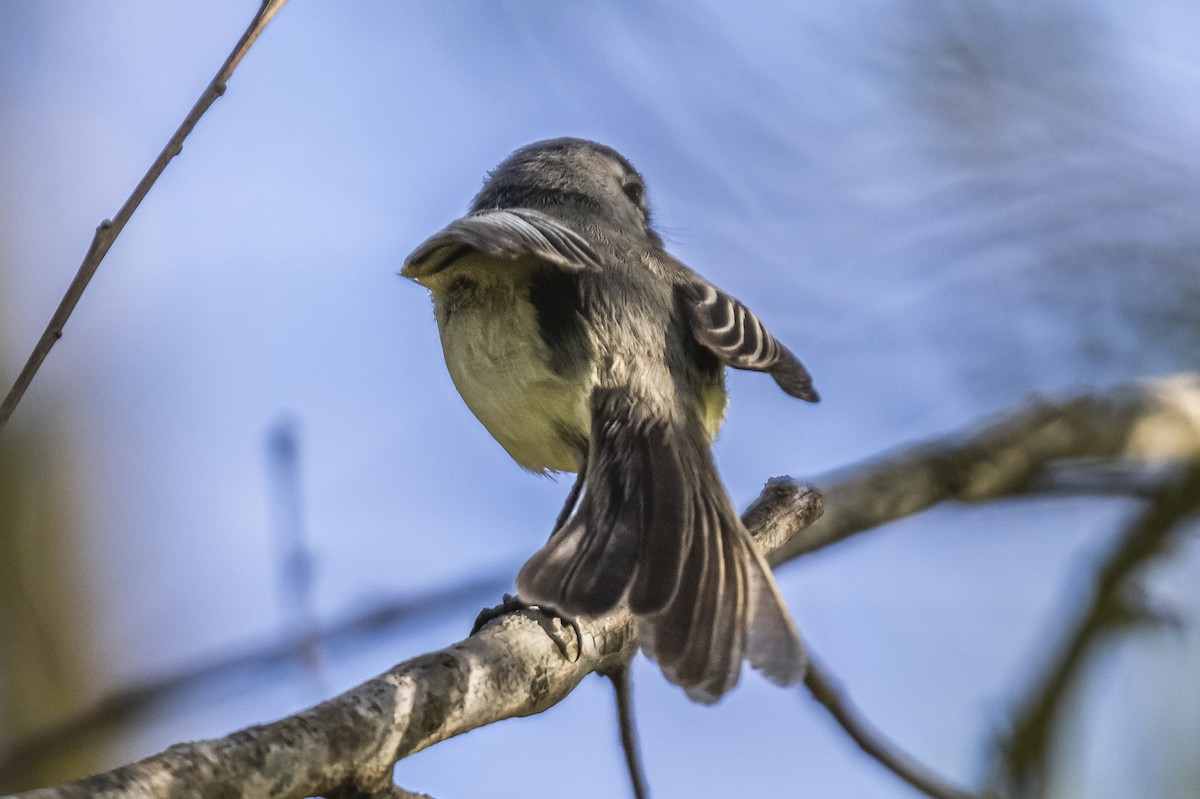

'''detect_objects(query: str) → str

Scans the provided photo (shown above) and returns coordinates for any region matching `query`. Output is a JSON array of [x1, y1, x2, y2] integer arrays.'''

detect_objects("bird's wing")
[[681, 280, 819, 402], [402, 208, 603, 279]]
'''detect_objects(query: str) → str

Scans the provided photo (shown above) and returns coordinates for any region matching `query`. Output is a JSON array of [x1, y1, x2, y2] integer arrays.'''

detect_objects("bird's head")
[[471, 137, 661, 245]]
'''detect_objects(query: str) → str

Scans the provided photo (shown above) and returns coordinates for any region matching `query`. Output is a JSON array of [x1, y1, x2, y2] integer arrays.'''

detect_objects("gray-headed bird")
[[402, 138, 817, 702]]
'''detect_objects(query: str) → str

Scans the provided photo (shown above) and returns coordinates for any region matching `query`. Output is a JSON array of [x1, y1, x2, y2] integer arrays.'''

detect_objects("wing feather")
[[402, 208, 603, 279], [682, 281, 819, 402]]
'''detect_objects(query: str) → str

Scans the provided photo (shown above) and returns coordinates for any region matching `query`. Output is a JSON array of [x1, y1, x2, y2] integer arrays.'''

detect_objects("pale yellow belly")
[[435, 286, 590, 473]]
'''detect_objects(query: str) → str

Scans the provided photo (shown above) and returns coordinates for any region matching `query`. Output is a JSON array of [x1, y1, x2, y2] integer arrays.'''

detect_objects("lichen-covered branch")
[[11, 375, 1200, 799]]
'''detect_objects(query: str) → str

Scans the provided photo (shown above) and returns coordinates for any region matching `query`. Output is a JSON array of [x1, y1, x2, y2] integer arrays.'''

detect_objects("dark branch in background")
[[266, 419, 325, 684], [0, 0, 290, 430], [9, 376, 1200, 798], [992, 458, 1200, 799], [0, 576, 509, 788], [604, 667, 648, 799], [803, 655, 991, 799]]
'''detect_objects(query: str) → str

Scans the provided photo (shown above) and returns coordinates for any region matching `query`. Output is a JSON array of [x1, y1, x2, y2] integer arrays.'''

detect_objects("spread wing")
[[682, 281, 818, 402], [402, 208, 603, 279]]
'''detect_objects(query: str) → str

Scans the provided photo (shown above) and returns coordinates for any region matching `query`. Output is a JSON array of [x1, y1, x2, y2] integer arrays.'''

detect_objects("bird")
[[401, 137, 817, 703]]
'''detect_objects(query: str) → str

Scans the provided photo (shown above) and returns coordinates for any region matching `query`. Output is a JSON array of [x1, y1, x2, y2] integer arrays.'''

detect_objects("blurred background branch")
[[265, 418, 326, 689], [993, 458, 1200, 799]]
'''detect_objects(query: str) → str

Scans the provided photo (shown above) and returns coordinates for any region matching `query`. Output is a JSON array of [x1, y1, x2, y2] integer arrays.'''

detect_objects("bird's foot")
[[470, 593, 583, 662], [470, 593, 528, 635]]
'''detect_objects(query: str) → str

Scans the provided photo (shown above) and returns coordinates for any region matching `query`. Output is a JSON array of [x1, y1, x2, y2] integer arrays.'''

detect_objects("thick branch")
[[0, 0, 290, 430], [15, 608, 639, 799], [773, 374, 1200, 564], [13, 375, 1200, 798]]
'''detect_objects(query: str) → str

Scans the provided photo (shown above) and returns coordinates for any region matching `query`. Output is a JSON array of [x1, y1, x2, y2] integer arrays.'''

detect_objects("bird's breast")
[[431, 266, 590, 473]]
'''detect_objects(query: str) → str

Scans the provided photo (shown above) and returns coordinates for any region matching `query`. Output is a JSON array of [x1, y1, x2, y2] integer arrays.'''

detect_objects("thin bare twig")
[[994, 458, 1200, 799], [0, 0, 290, 430], [803, 653, 992, 799]]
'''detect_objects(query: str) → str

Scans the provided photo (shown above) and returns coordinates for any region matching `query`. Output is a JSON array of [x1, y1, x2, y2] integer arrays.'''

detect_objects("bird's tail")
[[517, 387, 805, 703]]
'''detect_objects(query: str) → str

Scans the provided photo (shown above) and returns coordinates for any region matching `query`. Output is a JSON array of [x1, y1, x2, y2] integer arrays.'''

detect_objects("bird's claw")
[[470, 593, 583, 662]]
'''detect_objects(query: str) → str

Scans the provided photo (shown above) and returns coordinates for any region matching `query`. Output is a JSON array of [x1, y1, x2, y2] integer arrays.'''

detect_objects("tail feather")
[[515, 512, 592, 613], [645, 487, 709, 685], [556, 439, 640, 614], [742, 533, 807, 686], [664, 493, 727, 694], [627, 423, 690, 617], [696, 508, 747, 700], [517, 386, 805, 702], [518, 389, 656, 617]]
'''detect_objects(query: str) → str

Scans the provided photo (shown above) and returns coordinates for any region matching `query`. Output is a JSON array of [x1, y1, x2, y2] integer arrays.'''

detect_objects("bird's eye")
[[622, 181, 644, 206]]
